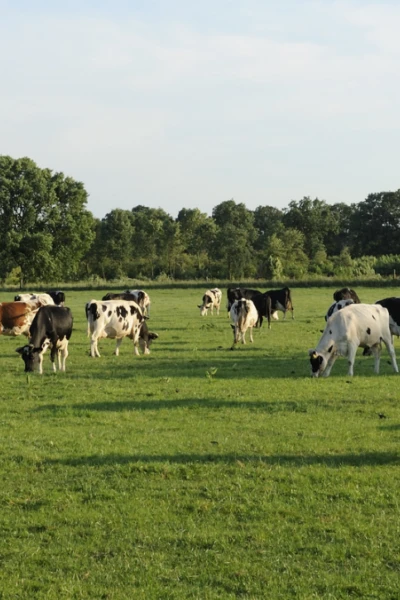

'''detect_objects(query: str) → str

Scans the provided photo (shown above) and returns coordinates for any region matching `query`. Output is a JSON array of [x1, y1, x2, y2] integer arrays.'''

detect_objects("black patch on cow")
[[116, 305, 128, 319], [88, 303, 100, 321], [130, 305, 137, 315], [102, 304, 107, 312], [372, 315, 376, 320], [310, 354, 324, 373], [108, 311, 112, 316], [122, 321, 129, 331], [329, 330, 332, 334], [328, 345, 333, 353], [366, 327, 371, 335]]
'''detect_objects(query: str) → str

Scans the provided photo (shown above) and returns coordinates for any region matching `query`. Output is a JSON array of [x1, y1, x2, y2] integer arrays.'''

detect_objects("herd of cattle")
[[1, 285, 400, 377]]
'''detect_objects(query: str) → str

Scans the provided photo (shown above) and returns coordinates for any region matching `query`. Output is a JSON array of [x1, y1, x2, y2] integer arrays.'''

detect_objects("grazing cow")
[[325, 298, 354, 321], [102, 290, 151, 316], [309, 303, 398, 377], [0, 300, 43, 336], [230, 298, 258, 348], [333, 287, 361, 303], [375, 297, 400, 338], [250, 292, 273, 329], [264, 287, 294, 320], [86, 299, 147, 357], [198, 288, 222, 316], [138, 321, 159, 355], [226, 287, 261, 312], [125, 290, 151, 315], [46, 290, 66, 306], [16, 306, 73, 373], [14, 293, 55, 306]]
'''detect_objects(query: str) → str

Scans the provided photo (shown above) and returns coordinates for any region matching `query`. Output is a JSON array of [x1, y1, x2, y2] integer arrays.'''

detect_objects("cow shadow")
[[34, 397, 311, 414], [45, 451, 400, 469]]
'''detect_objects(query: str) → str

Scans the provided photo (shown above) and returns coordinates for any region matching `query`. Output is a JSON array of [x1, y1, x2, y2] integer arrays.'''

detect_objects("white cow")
[[230, 298, 258, 347], [14, 293, 55, 306], [125, 290, 151, 316], [86, 299, 147, 357], [309, 303, 398, 377], [325, 298, 354, 321], [198, 288, 222, 316]]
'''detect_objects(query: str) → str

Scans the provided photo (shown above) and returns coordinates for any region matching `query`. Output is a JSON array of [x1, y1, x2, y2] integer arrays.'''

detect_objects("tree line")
[[1, 155, 400, 284]]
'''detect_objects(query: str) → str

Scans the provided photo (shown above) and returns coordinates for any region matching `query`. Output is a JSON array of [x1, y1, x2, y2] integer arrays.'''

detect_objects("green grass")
[[1, 286, 400, 599]]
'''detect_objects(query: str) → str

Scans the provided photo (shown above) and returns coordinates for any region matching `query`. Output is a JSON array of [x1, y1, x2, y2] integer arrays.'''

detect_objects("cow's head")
[[16, 344, 40, 372], [308, 349, 326, 377]]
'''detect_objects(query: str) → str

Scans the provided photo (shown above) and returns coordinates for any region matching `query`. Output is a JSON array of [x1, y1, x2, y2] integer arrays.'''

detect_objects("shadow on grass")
[[34, 398, 310, 413], [45, 451, 400, 468]]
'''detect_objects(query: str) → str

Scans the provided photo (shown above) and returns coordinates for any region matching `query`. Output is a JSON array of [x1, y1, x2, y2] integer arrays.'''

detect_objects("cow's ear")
[[16, 346, 24, 354], [328, 345, 333, 353], [197, 305, 202, 308], [144, 315, 149, 320]]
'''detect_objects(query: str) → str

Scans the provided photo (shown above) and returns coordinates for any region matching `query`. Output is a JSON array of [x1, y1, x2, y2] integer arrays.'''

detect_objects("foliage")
[[2, 154, 400, 283]]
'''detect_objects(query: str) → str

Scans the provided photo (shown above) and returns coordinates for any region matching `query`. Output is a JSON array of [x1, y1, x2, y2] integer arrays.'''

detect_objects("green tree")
[[350, 191, 400, 257], [211, 200, 257, 278], [0, 156, 95, 283], [283, 197, 338, 258]]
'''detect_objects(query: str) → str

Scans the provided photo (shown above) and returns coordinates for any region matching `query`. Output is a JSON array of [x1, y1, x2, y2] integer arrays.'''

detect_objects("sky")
[[1, 0, 399, 220]]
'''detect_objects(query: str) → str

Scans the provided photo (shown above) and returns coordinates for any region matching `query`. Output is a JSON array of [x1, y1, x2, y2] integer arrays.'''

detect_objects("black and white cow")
[[46, 290, 66, 306], [325, 298, 354, 321], [309, 303, 398, 377], [250, 292, 272, 329], [375, 297, 400, 338], [333, 287, 361, 304], [226, 288, 261, 313], [125, 290, 151, 315], [230, 298, 258, 347], [16, 305, 73, 373], [14, 292, 55, 306], [264, 287, 294, 320], [198, 288, 222, 316], [138, 321, 159, 355], [86, 299, 147, 357], [102, 290, 151, 316]]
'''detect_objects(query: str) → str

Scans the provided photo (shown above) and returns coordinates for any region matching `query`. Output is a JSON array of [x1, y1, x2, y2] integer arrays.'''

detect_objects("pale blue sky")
[[1, 1, 399, 219]]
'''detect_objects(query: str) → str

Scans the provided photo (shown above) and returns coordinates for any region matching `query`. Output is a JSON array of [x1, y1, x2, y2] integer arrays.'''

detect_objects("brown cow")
[[0, 300, 43, 336]]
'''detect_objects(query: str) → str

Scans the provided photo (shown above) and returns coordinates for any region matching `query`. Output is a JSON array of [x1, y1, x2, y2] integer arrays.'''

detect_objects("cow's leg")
[[369, 344, 382, 374], [38, 353, 44, 375], [322, 353, 338, 377], [90, 336, 101, 358], [114, 338, 123, 356], [249, 326, 254, 343], [60, 343, 69, 371], [346, 343, 358, 376], [381, 335, 399, 373]]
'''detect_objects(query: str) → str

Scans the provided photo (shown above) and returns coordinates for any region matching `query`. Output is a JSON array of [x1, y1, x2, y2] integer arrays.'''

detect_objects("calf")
[[86, 299, 147, 357], [16, 306, 73, 373], [230, 298, 258, 348], [198, 288, 222, 316], [226, 287, 261, 312], [0, 300, 43, 336], [325, 298, 354, 321], [333, 287, 360, 303], [309, 303, 398, 377], [264, 287, 294, 320]]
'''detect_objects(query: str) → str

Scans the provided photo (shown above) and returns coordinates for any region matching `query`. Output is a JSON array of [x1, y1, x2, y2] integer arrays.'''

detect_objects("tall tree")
[[0, 156, 95, 283], [283, 197, 338, 258], [350, 191, 400, 257]]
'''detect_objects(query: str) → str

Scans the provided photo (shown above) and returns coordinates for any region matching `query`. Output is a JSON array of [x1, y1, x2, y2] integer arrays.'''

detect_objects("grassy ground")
[[0, 286, 400, 599]]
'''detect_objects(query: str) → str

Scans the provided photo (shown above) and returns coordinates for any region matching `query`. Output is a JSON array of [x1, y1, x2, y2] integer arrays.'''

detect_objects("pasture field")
[[0, 286, 400, 599]]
